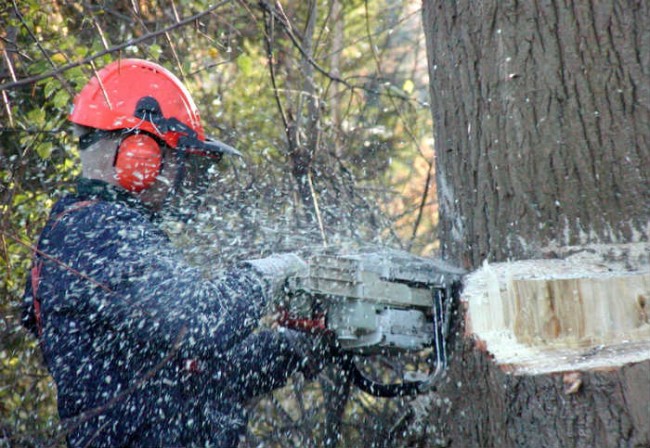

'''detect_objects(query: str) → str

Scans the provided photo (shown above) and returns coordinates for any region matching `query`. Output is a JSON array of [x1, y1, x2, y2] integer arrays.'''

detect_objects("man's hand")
[[241, 253, 308, 310]]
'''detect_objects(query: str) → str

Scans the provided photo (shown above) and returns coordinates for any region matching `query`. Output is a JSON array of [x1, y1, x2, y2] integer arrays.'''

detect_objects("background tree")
[[424, 0, 649, 268], [1, 1, 435, 446], [414, 1, 650, 446]]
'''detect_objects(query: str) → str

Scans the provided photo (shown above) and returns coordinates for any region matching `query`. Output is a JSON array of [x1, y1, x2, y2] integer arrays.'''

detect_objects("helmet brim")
[[177, 134, 243, 159], [201, 137, 243, 158]]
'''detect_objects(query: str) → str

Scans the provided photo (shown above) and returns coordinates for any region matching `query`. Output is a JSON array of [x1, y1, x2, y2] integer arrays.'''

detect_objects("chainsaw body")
[[283, 250, 465, 396]]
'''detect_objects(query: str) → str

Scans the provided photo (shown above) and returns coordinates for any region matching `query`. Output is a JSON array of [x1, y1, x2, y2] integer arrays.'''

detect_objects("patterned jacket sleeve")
[[36, 198, 269, 359]]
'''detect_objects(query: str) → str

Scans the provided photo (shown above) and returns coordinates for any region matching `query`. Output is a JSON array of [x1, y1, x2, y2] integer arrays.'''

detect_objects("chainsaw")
[[280, 249, 465, 397]]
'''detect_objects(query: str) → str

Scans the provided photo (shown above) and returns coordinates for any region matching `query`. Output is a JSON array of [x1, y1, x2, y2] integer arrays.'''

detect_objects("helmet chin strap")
[[79, 129, 121, 150], [171, 148, 187, 198]]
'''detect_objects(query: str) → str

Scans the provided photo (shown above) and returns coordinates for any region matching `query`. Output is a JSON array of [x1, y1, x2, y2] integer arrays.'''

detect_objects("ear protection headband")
[[113, 133, 162, 192]]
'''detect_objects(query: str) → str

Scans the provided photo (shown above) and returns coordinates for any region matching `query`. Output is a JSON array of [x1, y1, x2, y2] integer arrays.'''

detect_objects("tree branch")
[[257, 0, 351, 89], [261, 7, 290, 135], [0, 0, 233, 91]]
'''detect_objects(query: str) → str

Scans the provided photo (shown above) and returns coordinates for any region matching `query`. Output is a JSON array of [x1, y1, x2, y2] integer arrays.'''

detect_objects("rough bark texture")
[[416, 335, 650, 448], [423, 0, 649, 269], [417, 1, 650, 447]]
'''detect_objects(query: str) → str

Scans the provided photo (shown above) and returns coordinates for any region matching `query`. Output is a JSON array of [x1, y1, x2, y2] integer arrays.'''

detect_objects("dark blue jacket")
[[23, 179, 309, 447]]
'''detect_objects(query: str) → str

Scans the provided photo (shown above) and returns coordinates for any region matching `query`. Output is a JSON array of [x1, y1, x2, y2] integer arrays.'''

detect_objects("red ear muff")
[[114, 134, 162, 192]]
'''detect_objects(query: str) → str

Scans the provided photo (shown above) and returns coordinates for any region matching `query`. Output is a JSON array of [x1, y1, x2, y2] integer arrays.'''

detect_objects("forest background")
[[0, 1, 439, 446]]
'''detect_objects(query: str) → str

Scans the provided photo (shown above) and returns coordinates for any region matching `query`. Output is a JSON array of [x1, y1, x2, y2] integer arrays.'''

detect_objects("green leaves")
[[149, 44, 163, 60], [52, 89, 70, 109], [236, 53, 254, 76], [25, 107, 46, 127], [0, 1, 437, 445], [402, 79, 415, 95]]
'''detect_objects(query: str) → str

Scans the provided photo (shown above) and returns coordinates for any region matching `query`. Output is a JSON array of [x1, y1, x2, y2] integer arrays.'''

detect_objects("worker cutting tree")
[[21, 59, 338, 447]]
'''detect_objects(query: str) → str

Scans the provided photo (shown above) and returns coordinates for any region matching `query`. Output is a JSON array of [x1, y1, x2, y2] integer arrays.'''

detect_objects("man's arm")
[[38, 200, 269, 357]]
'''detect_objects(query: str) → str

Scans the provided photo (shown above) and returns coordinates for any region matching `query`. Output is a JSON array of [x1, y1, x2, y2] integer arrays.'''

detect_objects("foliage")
[[0, 0, 436, 445]]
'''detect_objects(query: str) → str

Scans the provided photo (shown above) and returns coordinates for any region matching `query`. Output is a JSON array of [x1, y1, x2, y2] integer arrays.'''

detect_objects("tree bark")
[[418, 336, 650, 448], [423, 0, 649, 269], [418, 1, 650, 447]]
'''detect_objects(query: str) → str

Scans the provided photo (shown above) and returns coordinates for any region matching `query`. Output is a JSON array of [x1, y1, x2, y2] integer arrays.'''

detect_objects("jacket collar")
[[76, 178, 151, 216]]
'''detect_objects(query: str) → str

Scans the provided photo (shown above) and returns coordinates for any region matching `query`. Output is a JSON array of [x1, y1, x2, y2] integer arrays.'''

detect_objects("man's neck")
[[76, 178, 151, 216]]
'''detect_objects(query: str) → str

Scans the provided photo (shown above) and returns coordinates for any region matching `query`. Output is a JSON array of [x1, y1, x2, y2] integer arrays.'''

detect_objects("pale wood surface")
[[463, 244, 650, 374]]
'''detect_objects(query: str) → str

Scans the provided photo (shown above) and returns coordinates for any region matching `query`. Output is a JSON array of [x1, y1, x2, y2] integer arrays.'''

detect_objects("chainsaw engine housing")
[[286, 250, 464, 366]]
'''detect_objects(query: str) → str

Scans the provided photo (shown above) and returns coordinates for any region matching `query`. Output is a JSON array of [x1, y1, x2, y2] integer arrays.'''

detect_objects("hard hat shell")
[[69, 58, 205, 150]]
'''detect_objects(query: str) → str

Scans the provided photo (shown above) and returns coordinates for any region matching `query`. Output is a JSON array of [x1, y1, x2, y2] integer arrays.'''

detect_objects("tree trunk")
[[423, 0, 649, 269], [415, 334, 650, 448], [417, 1, 650, 446]]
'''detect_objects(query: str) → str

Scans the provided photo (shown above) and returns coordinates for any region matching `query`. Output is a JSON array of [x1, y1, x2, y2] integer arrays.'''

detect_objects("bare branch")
[[164, 31, 185, 81], [262, 7, 290, 134], [407, 160, 435, 252], [307, 173, 327, 247], [1, 48, 17, 82], [93, 19, 110, 51], [1, 90, 13, 127], [88, 60, 113, 110], [1, 229, 112, 293], [258, 0, 350, 89]]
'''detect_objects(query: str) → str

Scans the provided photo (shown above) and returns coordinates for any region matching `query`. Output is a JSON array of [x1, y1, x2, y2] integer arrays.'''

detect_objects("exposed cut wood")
[[463, 243, 650, 374]]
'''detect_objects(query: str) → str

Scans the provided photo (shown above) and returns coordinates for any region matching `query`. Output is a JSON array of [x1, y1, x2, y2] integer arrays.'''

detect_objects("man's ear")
[[79, 138, 120, 183]]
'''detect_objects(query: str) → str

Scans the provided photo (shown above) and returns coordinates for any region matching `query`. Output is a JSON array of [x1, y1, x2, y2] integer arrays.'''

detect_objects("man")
[[22, 59, 333, 447]]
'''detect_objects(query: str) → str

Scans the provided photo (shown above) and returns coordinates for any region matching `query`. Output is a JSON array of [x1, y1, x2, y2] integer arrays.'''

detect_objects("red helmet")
[[69, 58, 239, 158]]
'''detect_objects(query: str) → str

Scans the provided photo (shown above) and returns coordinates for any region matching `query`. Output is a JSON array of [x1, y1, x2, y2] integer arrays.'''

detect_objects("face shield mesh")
[[160, 150, 221, 223], [182, 151, 219, 192]]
